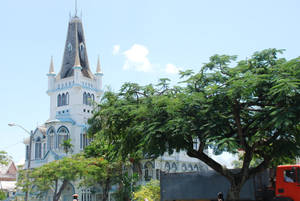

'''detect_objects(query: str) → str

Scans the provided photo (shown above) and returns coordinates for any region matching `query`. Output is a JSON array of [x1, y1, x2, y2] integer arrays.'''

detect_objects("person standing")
[[217, 192, 224, 201]]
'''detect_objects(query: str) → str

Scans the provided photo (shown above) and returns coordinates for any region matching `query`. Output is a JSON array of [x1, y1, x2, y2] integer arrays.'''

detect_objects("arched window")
[[66, 92, 69, 105], [91, 94, 95, 103], [57, 94, 62, 107], [43, 143, 46, 157], [83, 92, 87, 105], [182, 164, 187, 172], [57, 126, 69, 152], [62, 93, 66, 106], [144, 161, 154, 181], [171, 163, 177, 173], [87, 93, 91, 106], [194, 165, 199, 172], [35, 137, 41, 159], [165, 162, 170, 173], [47, 128, 55, 151], [188, 164, 193, 172], [80, 133, 88, 149]]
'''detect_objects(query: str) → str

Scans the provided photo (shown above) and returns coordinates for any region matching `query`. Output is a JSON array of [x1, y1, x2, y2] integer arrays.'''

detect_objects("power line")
[[0, 141, 23, 150]]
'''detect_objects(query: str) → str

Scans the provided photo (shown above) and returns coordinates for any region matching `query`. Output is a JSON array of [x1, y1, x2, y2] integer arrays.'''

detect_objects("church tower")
[[47, 16, 103, 125], [41, 15, 103, 159]]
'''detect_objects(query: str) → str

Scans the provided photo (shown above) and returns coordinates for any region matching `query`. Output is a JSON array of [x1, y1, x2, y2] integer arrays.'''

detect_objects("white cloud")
[[122, 44, 152, 72], [165, 63, 181, 74], [112, 45, 120, 55]]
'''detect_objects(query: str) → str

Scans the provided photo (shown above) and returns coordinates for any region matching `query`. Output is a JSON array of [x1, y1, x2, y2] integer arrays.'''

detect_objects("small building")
[[0, 161, 17, 198]]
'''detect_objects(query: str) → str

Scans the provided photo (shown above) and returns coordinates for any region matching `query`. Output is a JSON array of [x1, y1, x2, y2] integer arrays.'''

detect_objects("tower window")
[[87, 93, 91, 106], [57, 94, 62, 107], [66, 92, 69, 105], [62, 93, 66, 105], [58, 93, 69, 107], [83, 92, 87, 105]]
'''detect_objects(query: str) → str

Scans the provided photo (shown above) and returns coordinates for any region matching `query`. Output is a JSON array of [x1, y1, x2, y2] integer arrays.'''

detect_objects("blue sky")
[[1, 0, 299, 165]]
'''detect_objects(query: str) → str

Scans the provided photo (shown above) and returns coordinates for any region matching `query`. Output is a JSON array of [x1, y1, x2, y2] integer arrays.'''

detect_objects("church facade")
[[24, 14, 208, 201]]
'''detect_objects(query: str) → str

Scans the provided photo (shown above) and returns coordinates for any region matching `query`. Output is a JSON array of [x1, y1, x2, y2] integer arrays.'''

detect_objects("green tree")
[[0, 190, 6, 201], [0, 151, 9, 165], [133, 180, 160, 201], [61, 139, 73, 154], [84, 130, 140, 201], [27, 155, 85, 201], [88, 49, 300, 200]]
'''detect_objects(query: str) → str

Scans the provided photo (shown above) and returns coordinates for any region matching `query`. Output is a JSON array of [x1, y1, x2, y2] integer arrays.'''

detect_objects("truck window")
[[297, 168, 300, 183], [284, 169, 296, 183]]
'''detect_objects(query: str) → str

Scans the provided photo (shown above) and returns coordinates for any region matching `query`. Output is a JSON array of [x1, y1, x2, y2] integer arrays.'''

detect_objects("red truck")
[[272, 164, 300, 201]]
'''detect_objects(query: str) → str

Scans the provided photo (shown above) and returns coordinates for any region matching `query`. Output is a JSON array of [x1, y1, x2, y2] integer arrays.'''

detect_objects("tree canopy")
[[0, 151, 9, 165], [18, 155, 86, 201], [88, 49, 300, 200]]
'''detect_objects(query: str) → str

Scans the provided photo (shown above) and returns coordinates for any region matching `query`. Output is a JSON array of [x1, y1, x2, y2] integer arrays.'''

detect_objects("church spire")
[[48, 56, 55, 74], [57, 14, 93, 79], [96, 56, 102, 73]]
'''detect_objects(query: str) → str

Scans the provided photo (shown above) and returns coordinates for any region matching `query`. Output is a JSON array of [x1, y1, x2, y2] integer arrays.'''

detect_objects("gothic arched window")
[[144, 161, 154, 181], [87, 93, 91, 106], [66, 92, 69, 105], [91, 94, 95, 103], [182, 164, 187, 172], [165, 162, 170, 173], [47, 128, 55, 151], [80, 132, 88, 149], [83, 92, 87, 105], [57, 126, 69, 152], [57, 94, 62, 107], [171, 163, 177, 173], [188, 164, 193, 172], [35, 137, 41, 159], [62, 93, 66, 106]]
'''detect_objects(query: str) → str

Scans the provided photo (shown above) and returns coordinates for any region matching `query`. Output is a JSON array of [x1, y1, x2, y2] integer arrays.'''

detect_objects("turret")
[[47, 56, 56, 91], [95, 56, 103, 91]]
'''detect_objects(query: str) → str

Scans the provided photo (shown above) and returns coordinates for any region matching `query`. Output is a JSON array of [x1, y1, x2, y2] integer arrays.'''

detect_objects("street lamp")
[[8, 123, 33, 201]]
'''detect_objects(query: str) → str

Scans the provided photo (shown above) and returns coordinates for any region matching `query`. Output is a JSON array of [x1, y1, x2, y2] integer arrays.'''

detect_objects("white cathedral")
[[23, 14, 208, 201]]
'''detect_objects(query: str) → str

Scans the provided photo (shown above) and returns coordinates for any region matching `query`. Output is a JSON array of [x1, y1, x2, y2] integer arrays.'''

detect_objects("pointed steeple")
[[48, 56, 55, 74], [57, 16, 93, 79], [96, 56, 102, 73]]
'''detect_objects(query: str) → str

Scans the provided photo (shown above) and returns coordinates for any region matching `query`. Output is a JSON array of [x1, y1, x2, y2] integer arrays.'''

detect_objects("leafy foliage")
[[61, 139, 73, 154], [84, 131, 138, 201], [88, 49, 300, 200], [133, 180, 160, 201], [0, 151, 9, 165], [26, 155, 85, 201], [0, 190, 6, 201]]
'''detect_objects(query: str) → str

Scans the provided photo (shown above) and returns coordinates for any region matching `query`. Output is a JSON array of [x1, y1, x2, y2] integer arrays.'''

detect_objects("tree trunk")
[[53, 180, 68, 201], [226, 182, 243, 201], [102, 178, 110, 201]]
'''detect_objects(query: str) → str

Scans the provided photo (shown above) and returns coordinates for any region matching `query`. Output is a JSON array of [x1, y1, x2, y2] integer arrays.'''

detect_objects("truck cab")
[[275, 165, 300, 201]]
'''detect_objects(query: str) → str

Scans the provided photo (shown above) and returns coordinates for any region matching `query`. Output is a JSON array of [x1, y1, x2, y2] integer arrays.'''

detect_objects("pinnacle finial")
[[74, 23, 81, 67], [96, 56, 102, 73], [75, 0, 78, 17], [49, 56, 55, 74]]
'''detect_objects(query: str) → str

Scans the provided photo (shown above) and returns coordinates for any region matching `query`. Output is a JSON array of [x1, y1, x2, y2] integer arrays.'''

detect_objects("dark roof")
[[58, 17, 93, 79]]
